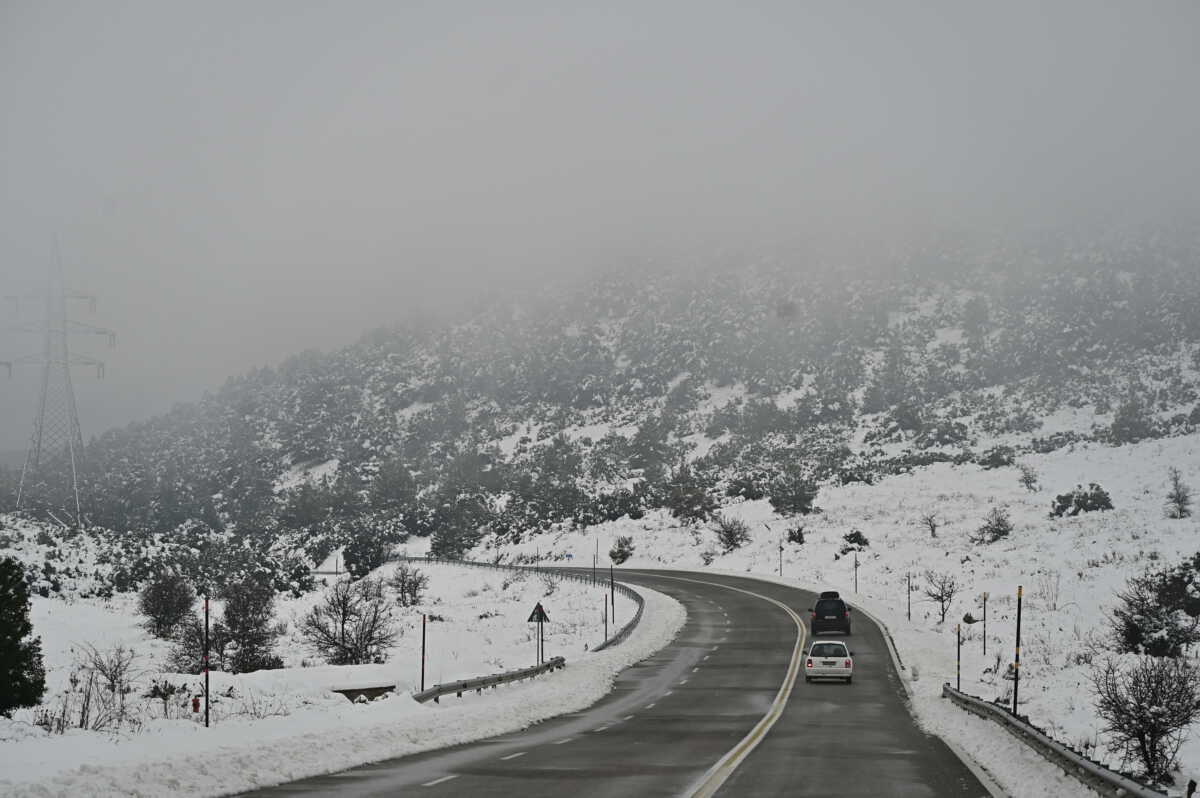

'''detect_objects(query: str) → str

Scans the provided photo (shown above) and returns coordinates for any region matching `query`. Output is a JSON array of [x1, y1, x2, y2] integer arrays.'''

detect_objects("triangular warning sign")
[[527, 602, 549, 623]]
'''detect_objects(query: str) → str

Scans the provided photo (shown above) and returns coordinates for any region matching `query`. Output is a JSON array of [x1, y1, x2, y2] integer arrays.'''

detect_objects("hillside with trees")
[[3, 229, 1200, 596]]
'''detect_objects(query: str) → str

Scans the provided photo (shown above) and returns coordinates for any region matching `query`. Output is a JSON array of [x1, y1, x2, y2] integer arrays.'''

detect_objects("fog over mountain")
[[3, 1, 1199, 451]]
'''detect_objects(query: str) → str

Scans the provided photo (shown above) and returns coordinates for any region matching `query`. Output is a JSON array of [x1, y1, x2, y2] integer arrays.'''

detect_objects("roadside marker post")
[[421, 614, 427, 692], [203, 596, 210, 728], [1013, 585, 1023, 716], [956, 623, 961, 691], [982, 592, 989, 656], [906, 572, 912, 621]]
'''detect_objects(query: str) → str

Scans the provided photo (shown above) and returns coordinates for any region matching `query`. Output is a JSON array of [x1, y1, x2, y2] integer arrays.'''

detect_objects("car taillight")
[[844, 611, 849, 618], [806, 659, 813, 668], [844, 659, 852, 668]]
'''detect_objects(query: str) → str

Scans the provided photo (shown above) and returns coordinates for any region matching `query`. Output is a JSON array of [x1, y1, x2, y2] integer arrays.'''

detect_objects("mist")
[[2, 0, 1198, 450]]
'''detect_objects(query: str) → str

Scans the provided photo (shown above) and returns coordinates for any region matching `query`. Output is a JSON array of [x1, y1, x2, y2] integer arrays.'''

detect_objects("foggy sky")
[[2, 1, 1198, 450]]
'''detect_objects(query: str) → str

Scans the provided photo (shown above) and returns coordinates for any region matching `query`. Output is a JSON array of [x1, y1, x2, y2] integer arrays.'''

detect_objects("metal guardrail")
[[403, 555, 645, 651], [941, 683, 1167, 798], [414, 657, 566, 704], [389, 555, 646, 704]]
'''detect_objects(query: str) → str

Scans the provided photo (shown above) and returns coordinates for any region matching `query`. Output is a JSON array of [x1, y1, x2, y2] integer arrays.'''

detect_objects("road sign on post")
[[528, 602, 550, 665]]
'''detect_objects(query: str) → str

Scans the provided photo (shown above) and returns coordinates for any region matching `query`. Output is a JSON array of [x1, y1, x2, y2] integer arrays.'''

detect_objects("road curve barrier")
[[413, 657, 566, 704], [401, 555, 646, 652], [941, 683, 1167, 798]]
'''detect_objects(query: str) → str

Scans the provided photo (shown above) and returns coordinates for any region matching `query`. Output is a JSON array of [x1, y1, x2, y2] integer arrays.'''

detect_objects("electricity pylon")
[[6, 245, 114, 528]]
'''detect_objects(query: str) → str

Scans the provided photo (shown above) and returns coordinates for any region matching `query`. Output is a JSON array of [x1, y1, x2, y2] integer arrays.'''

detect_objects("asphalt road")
[[245, 570, 990, 798]]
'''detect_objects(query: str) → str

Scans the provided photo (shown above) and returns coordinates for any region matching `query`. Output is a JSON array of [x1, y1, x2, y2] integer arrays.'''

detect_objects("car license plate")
[[822, 660, 836, 666], [824, 616, 837, 619]]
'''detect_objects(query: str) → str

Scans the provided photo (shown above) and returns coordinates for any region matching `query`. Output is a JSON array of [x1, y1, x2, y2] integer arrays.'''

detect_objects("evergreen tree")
[[0, 557, 46, 716], [138, 571, 196, 638]]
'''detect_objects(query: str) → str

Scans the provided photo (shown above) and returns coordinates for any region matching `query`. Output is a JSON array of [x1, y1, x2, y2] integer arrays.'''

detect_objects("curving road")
[[246, 570, 991, 797]]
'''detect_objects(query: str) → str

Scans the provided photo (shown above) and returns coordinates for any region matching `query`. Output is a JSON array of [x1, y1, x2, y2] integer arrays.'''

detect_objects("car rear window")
[[810, 643, 847, 657], [815, 599, 845, 616]]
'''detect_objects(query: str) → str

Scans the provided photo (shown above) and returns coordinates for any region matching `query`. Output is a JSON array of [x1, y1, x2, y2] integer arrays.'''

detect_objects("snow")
[[0, 562, 682, 798], [472, 432, 1200, 796], [273, 458, 339, 493]]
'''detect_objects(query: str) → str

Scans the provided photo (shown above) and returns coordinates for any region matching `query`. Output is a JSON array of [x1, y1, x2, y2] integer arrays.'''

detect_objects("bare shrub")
[[920, 512, 939, 538], [923, 571, 959, 624], [390, 563, 428, 607], [1091, 656, 1200, 782], [714, 515, 750, 553], [1035, 571, 1061, 611], [1018, 463, 1039, 492], [301, 577, 398, 665]]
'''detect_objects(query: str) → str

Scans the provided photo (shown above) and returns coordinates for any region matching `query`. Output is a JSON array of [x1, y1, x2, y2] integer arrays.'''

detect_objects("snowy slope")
[[0, 562, 679, 798], [475, 433, 1200, 795]]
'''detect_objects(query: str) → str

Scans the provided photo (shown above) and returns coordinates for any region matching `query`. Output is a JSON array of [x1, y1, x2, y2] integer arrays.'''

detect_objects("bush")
[[609, 535, 634, 565], [725, 474, 765, 501], [971, 507, 1012, 544], [837, 529, 869, 556], [1165, 467, 1192, 519], [714, 515, 751, 553], [1092, 656, 1200, 782], [1110, 396, 1154, 444], [301, 577, 398, 665], [1110, 561, 1200, 658], [785, 525, 805, 545], [1017, 463, 1039, 492], [1050, 483, 1113, 518], [138, 572, 196, 638], [390, 563, 428, 607], [767, 466, 818, 516], [665, 465, 717, 525], [978, 446, 1016, 470], [221, 579, 282, 673], [0, 557, 46, 716]]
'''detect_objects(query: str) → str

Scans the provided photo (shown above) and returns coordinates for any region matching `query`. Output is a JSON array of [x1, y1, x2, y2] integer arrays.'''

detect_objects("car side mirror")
[[846, 607, 851, 612], [808, 607, 814, 612]]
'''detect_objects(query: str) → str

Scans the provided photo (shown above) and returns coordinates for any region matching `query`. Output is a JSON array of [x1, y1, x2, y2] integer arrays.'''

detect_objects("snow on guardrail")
[[941, 683, 1167, 798]]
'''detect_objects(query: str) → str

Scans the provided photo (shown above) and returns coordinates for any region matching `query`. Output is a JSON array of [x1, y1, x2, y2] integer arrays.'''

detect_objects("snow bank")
[[0, 574, 683, 797]]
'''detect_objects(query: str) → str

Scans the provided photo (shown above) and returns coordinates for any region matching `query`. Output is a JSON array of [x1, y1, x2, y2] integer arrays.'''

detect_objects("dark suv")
[[809, 592, 851, 636]]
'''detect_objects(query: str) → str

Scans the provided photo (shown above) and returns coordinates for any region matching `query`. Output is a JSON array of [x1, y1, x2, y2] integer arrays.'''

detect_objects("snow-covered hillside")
[[0, 560, 665, 797], [475, 432, 1200, 794]]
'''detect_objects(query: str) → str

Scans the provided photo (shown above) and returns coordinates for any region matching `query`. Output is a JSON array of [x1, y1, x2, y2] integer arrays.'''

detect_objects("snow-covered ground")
[[0, 561, 678, 798], [477, 433, 1200, 796]]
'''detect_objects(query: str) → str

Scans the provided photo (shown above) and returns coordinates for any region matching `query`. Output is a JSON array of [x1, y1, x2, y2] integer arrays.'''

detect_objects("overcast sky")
[[2, 1, 1198, 450]]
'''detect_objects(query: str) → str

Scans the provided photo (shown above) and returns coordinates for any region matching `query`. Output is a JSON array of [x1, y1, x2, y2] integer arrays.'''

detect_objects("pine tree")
[[0, 557, 46, 716], [1165, 467, 1192, 519]]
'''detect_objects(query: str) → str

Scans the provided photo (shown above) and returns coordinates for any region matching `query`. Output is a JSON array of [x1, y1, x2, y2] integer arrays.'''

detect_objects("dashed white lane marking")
[[646, 703, 656, 709], [422, 775, 458, 787], [680, 678, 689, 685], [712, 646, 720, 651], [594, 725, 611, 732], [692, 667, 700, 673], [665, 690, 674, 696], [500, 752, 527, 760], [704, 655, 710, 661], [623, 715, 635, 720], [552, 737, 574, 745]]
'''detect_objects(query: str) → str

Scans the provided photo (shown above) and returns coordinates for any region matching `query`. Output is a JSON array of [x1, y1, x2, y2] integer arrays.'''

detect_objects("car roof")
[[809, 640, 848, 648]]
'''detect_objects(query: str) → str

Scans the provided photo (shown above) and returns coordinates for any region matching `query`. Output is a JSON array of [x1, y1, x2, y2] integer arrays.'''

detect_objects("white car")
[[804, 640, 854, 683]]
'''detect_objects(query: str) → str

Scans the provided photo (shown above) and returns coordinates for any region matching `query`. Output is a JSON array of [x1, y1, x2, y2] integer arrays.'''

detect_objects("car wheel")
[[845, 676, 852, 684], [804, 676, 811, 683]]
